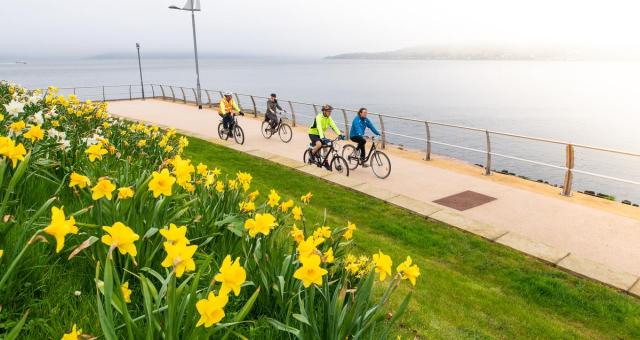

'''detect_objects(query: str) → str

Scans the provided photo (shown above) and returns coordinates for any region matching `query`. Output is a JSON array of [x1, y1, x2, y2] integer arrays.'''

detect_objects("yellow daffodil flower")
[[396, 256, 420, 286], [323, 248, 335, 264], [290, 225, 304, 243], [343, 221, 357, 240], [61, 323, 81, 340], [121, 282, 132, 303], [43, 206, 78, 253], [101, 222, 140, 257], [69, 172, 91, 189], [215, 180, 224, 193], [117, 187, 134, 200], [292, 206, 303, 221], [267, 189, 280, 208], [301, 192, 313, 204], [239, 200, 256, 213], [279, 199, 294, 213], [293, 254, 327, 288], [137, 139, 146, 147], [196, 162, 208, 176], [159, 223, 189, 246], [247, 190, 259, 202], [148, 169, 176, 198], [214, 255, 247, 296], [91, 178, 116, 200], [85, 144, 108, 162], [313, 226, 332, 240], [23, 125, 44, 141], [373, 250, 393, 281], [244, 213, 277, 237], [9, 120, 25, 134], [195, 292, 228, 328], [5, 143, 26, 168], [161, 242, 197, 278]]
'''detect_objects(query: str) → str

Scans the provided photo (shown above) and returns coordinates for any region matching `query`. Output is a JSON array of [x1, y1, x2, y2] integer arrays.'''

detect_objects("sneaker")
[[362, 163, 369, 168], [324, 162, 331, 171]]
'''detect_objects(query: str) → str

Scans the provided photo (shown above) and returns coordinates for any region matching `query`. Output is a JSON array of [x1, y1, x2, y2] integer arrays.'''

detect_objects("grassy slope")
[[185, 136, 640, 339]]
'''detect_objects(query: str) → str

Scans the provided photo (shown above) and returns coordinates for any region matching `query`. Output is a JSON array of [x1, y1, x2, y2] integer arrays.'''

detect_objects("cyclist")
[[349, 107, 381, 167], [265, 93, 282, 131], [218, 91, 243, 137], [308, 104, 344, 163]]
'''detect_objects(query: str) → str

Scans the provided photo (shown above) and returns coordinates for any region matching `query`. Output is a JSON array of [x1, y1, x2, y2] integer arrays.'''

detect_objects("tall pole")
[[191, 10, 202, 109], [136, 43, 145, 100]]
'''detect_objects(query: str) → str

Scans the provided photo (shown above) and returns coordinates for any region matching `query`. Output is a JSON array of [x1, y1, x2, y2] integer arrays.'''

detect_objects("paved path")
[[108, 99, 640, 294]]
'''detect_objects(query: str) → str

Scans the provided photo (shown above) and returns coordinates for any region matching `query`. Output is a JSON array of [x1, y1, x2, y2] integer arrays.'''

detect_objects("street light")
[[169, 0, 203, 109], [136, 43, 145, 100]]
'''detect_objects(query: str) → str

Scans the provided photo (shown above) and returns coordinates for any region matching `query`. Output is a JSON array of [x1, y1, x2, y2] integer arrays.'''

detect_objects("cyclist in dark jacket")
[[349, 108, 380, 166], [265, 93, 282, 130]]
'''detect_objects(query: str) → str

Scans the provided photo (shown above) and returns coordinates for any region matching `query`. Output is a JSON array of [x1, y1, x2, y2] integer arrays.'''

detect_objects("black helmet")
[[321, 104, 333, 112], [270, 93, 277, 98]]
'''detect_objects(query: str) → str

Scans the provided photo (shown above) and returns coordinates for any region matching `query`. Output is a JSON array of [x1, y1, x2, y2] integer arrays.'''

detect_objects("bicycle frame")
[[313, 139, 341, 166]]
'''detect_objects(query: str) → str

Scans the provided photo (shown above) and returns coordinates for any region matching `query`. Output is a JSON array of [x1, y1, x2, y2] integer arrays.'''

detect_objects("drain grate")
[[433, 190, 497, 211]]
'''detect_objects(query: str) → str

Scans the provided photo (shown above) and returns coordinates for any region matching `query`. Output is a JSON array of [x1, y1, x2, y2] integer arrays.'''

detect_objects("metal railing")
[[46, 83, 640, 199]]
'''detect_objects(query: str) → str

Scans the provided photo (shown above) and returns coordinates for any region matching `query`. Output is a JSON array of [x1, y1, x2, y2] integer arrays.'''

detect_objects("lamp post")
[[136, 43, 145, 100], [169, 0, 203, 109]]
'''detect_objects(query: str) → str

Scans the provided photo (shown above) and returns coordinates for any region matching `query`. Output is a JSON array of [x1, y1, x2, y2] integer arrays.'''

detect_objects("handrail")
[[43, 83, 640, 200]]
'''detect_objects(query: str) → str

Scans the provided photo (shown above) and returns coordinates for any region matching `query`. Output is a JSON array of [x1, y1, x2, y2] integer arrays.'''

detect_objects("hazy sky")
[[2, 0, 640, 58]]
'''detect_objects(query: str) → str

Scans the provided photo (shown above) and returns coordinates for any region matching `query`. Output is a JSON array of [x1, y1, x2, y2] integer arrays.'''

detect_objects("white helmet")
[[223, 90, 233, 96]]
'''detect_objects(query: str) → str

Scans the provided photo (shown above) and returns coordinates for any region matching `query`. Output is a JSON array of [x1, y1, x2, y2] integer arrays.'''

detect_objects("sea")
[[2, 57, 640, 203]]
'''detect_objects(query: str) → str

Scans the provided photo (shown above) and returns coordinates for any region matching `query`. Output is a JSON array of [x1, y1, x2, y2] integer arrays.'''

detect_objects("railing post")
[[169, 86, 176, 102], [102, 86, 105, 102], [73, 88, 76, 95], [160, 85, 166, 99], [562, 144, 574, 196], [250, 95, 258, 117], [180, 87, 187, 103], [313, 104, 319, 115], [288, 101, 296, 127], [151, 84, 155, 98], [218, 91, 224, 99], [234, 93, 243, 111], [425, 122, 432, 161], [205, 90, 212, 107], [378, 115, 386, 149], [342, 109, 349, 139], [129, 85, 132, 100], [484, 130, 491, 175], [192, 88, 198, 104]]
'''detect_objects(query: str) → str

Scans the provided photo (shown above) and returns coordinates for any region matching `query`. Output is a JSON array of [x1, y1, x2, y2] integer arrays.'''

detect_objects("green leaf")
[[4, 310, 29, 340]]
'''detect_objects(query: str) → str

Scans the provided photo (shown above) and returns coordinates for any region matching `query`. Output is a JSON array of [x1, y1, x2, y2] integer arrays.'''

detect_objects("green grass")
[[184, 136, 640, 339]]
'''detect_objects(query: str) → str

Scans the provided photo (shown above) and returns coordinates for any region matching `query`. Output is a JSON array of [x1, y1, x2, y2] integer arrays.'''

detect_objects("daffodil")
[[313, 226, 332, 240], [301, 192, 313, 204], [267, 189, 280, 208], [85, 143, 108, 162], [343, 221, 357, 240], [5, 143, 26, 168], [215, 180, 224, 193], [323, 248, 334, 264], [0, 249, 3, 258], [294, 254, 327, 288], [297, 236, 320, 262], [214, 255, 247, 296], [61, 323, 81, 340], [290, 225, 304, 243], [0, 136, 14, 155], [244, 213, 277, 237], [91, 178, 116, 200], [279, 199, 294, 213], [23, 125, 44, 141], [239, 200, 256, 213], [196, 292, 228, 328], [137, 139, 146, 147], [248, 190, 259, 202], [69, 172, 91, 189], [148, 169, 176, 198], [161, 242, 197, 278], [117, 187, 134, 200], [292, 206, 303, 221], [159, 223, 189, 246], [228, 179, 238, 190], [121, 282, 132, 303], [196, 162, 208, 176], [396, 256, 420, 286], [43, 206, 78, 253], [373, 250, 392, 281], [101, 222, 140, 257], [212, 168, 221, 176], [9, 120, 25, 135], [3, 99, 25, 117]]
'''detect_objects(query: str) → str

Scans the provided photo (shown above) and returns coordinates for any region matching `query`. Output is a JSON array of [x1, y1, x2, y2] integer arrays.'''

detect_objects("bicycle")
[[217, 113, 245, 145], [342, 136, 391, 179], [261, 110, 293, 143], [303, 137, 349, 176]]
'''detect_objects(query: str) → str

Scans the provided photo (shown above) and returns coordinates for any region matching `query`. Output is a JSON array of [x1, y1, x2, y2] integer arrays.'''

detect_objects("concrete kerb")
[[110, 112, 640, 298]]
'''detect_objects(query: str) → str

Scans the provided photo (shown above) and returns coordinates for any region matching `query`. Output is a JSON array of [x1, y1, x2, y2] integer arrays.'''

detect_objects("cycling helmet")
[[270, 93, 277, 98], [321, 104, 333, 112], [223, 90, 233, 96]]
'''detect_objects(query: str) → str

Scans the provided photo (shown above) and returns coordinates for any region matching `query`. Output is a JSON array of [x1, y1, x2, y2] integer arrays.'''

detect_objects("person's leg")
[[351, 136, 366, 160], [223, 115, 232, 129]]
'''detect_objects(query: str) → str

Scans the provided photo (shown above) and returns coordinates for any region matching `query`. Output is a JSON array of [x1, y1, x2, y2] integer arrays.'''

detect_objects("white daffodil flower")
[[4, 100, 25, 117]]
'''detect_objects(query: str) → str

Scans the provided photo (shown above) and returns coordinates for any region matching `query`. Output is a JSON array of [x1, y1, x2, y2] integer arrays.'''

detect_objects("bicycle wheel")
[[341, 144, 360, 170], [331, 156, 350, 177], [217, 123, 228, 140], [303, 148, 313, 164], [261, 121, 273, 139], [234, 125, 245, 145], [278, 123, 293, 143], [370, 151, 391, 179]]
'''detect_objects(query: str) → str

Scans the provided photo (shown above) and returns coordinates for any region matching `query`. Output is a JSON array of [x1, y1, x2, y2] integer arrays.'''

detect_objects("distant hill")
[[326, 45, 635, 61]]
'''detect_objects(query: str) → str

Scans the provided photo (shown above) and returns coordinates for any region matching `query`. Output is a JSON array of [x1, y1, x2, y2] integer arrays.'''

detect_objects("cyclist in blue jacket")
[[349, 108, 380, 167]]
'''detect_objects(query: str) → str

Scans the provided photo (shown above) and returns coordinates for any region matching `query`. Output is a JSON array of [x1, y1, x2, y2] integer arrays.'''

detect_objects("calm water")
[[2, 58, 640, 202]]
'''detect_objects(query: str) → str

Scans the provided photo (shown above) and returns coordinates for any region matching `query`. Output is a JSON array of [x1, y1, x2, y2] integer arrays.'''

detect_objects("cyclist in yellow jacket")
[[308, 104, 344, 162], [218, 91, 243, 137]]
